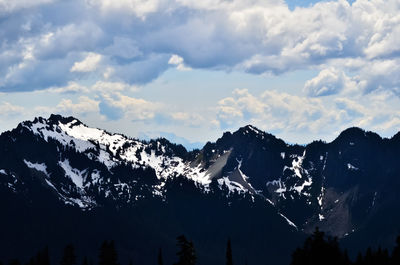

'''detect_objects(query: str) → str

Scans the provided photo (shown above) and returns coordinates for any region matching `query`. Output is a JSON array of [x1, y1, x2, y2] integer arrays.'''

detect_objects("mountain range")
[[1, 114, 400, 265]]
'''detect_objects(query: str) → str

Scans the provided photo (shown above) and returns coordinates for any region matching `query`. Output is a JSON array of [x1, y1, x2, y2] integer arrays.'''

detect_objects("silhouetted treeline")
[[0, 237, 199, 265], [291, 227, 400, 265], [3, 230, 400, 265]]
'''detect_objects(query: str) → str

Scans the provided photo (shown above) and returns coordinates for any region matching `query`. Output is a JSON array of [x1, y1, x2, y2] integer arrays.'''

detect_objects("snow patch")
[[24, 159, 49, 176], [30, 121, 94, 152], [318, 186, 325, 208], [279, 213, 297, 229], [58, 159, 85, 188], [347, 163, 359, 171], [292, 177, 312, 195], [266, 179, 287, 194], [285, 150, 307, 179], [371, 191, 377, 207], [45, 179, 57, 191], [218, 177, 245, 193], [247, 125, 262, 135], [90, 170, 101, 185], [0, 169, 6, 175]]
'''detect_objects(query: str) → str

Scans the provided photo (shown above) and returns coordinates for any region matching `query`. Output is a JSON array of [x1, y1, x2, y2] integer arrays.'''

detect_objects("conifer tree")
[[27, 257, 35, 265], [174, 235, 196, 265], [99, 241, 118, 265], [36, 247, 50, 265], [226, 239, 233, 265], [158, 248, 163, 265], [365, 247, 373, 265], [342, 249, 350, 265], [355, 252, 363, 265], [60, 244, 76, 265], [291, 227, 347, 265], [392, 236, 400, 265], [8, 259, 20, 265], [81, 257, 89, 265]]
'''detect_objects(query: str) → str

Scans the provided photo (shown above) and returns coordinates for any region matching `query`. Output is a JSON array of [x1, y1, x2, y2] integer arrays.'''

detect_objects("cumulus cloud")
[[0, 96, 100, 126], [0, 0, 399, 95], [56, 96, 100, 114], [168, 54, 191, 71], [0, 0, 53, 14], [70, 52, 102, 72], [100, 92, 161, 121], [1, 0, 400, 145], [216, 88, 400, 142], [0, 102, 25, 118], [304, 68, 356, 96], [169, 112, 205, 127]]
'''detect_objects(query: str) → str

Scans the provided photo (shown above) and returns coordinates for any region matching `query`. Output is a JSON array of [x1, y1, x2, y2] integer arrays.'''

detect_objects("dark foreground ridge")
[[0, 115, 400, 265], [5, 229, 400, 265]]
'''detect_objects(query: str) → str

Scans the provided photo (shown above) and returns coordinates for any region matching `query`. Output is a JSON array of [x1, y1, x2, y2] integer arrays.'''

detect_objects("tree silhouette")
[[8, 260, 20, 265], [60, 244, 76, 265], [174, 235, 196, 265], [35, 247, 50, 265], [364, 247, 373, 265], [226, 239, 233, 265], [392, 236, 400, 265], [158, 248, 163, 265], [99, 241, 119, 265], [355, 252, 363, 265], [291, 227, 349, 265], [81, 257, 89, 265]]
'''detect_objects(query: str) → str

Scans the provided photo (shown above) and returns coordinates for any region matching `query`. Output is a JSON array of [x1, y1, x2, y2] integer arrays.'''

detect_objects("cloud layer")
[[1, 0, 400, 146], [0, 0, 400, 94]]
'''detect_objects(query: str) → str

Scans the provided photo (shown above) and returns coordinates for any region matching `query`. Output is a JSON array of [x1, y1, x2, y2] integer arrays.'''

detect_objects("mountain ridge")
[[1, 114, 400, 265]]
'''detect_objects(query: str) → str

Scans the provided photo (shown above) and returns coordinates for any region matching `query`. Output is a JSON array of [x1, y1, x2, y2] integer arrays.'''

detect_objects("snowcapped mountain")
[[1, 114, 400, 265], [0, 115, 276, 210]]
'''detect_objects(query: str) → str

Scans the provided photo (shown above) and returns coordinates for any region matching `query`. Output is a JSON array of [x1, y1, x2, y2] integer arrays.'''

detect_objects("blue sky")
[[1, 0, 400, 149]]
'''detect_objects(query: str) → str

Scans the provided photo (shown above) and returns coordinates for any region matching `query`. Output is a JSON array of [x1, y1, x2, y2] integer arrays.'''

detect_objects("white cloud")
[[170, 112, 204, 126], [1, 0, 400, 146], [0, 102, 25, 118], [70, 52, 102, 72], [101, 92, 161, 121], [168, 54, 191, 71], [86, 0, 167, 19], [46, 82, 91, 94], [46, 81, 138, 94], [216, 87, 400, 142], [56, 96, 100, 114], [0, 0, 53, 14], [1, 0, 400, 95], [304, 68, 356, 97]]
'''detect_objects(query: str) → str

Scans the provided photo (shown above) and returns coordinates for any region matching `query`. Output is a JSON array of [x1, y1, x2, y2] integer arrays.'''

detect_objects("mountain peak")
[[237, 125, 265, 135], [47, 114, 81, 125], [19, 114, 83, 134], [334, 126, 382, 144]]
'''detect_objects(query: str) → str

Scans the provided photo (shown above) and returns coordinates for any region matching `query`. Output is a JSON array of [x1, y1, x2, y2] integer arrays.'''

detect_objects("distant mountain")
[[1, 115, 400, 264]]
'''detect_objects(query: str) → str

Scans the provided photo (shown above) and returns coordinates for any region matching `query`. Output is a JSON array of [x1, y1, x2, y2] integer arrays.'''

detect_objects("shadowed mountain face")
[[0, 115, 399, 264]]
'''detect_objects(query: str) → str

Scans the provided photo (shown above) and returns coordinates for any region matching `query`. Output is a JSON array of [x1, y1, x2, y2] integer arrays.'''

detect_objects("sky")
[[0, 0, 400, 149]]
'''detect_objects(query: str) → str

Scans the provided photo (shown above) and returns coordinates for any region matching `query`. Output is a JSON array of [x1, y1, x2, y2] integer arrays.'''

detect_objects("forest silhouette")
[[3, 229, 400, 265]]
